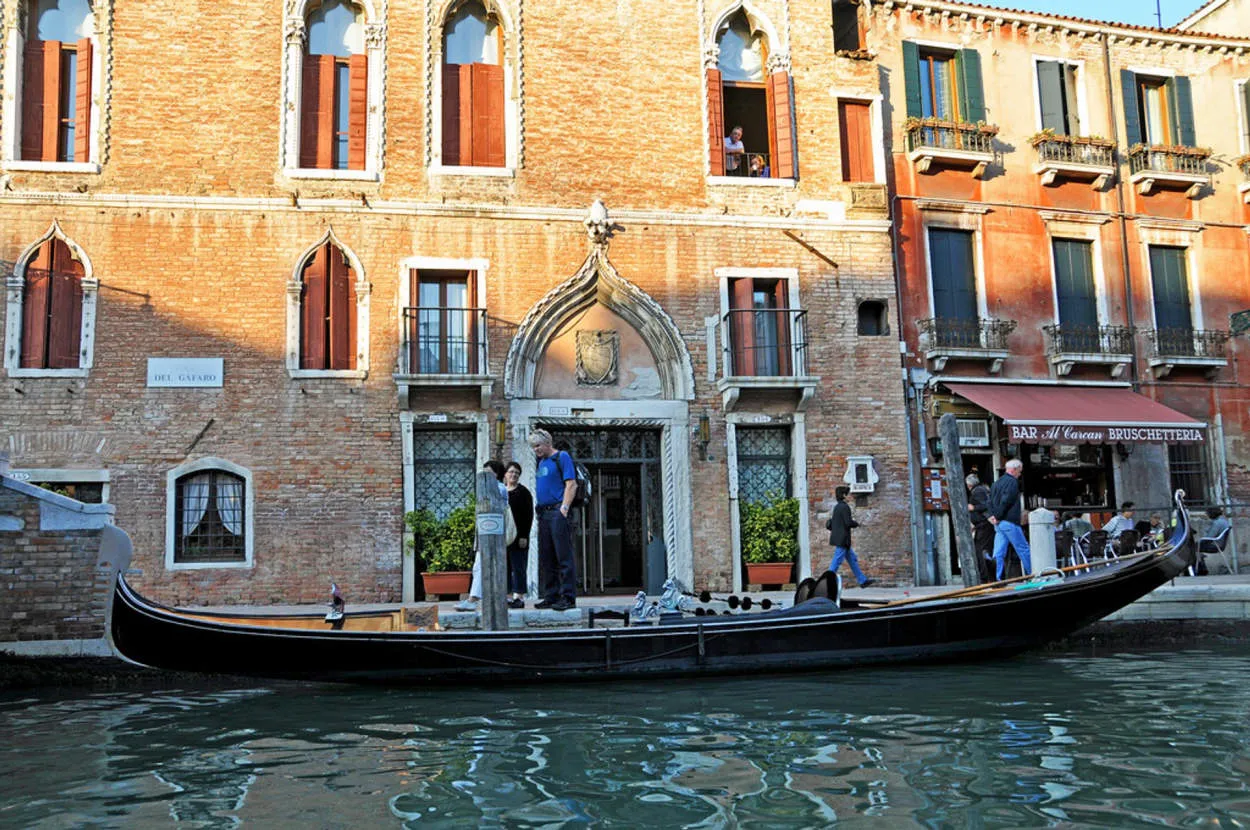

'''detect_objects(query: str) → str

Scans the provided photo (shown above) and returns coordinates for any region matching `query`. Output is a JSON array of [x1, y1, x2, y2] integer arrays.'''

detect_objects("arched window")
[[172, 468, 247, 565], [21, 0, 94, 163], [707, 9, 795, 179], [301, 0, 367, 170], [441, 1, 505, 168], [20, 236, 83, 369], [299, 241, 358, 370]]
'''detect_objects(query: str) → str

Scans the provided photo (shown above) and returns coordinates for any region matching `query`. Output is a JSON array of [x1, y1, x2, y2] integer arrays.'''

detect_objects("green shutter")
[[957, 49, 986, 123], [1120, 69, 1142, 146], [930, 229, 978, 321], [1037, 61, 1066, 134], [1242, 81, 1250, 151], [1149, 246, 1192, 333], [1053, 240, 1097, 328], [902, 41, 922, 118], [1168, 76, 1196, 147]]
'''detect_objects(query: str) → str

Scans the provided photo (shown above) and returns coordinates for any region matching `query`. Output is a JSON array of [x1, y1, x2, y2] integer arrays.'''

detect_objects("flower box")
[[421, 571, 472, 597], [745, 562, 794, 586]]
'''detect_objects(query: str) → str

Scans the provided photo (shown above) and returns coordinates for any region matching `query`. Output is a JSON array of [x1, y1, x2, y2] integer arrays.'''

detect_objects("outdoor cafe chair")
[[1054, 529, 1078, 568], [1191, 525, 1232, 576], [1080, 530, 1107, 563]]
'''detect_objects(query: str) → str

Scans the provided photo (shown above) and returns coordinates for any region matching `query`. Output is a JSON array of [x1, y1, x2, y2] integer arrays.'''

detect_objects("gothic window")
[[20, 0, 95, 163], [299, 241, 358, 370], [440, 1, 505, 168], [5, 228, 97, 378], [302, 0, 367, 170]]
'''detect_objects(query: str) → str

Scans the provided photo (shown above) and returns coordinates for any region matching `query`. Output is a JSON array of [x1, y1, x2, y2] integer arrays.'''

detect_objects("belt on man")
[[537, 504, 563, 514]]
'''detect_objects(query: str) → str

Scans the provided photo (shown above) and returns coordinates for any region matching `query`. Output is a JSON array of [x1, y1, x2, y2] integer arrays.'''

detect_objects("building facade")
[[867, 0, 1250, 581], [0, 0, 912, 604]]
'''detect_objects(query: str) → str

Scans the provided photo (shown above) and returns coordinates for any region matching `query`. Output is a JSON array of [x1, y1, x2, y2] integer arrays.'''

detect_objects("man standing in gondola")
[[988, 459, 1031, 580]]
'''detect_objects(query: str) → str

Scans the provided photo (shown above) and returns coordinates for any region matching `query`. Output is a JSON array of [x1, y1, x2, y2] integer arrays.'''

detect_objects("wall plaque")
[[147, 358, 224, 388], [575, 330, 619, 386]]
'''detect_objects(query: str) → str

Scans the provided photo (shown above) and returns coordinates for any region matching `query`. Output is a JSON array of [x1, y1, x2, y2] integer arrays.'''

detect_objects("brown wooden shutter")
[[473, 63, 505, 167], [457, 65, 474, 164], [465, 273, 479, 373], [74, 38, 92, 163], [328, 247, 356, 370], [21, 42, 46, 161], [838, 99, 874, 182], [706, 68, 725, 176], [407, 268, 421, 372], [300, 55, 324, 168], [769, 71, 795, 179], [441, 64, 462, 165], [347, 53, 367, 171], [772, 279, 792, 377], [47, 240, 83, 369], [301, 244, 328, 368], [729, 278, 755, 376], [20, 241, 52, 368]]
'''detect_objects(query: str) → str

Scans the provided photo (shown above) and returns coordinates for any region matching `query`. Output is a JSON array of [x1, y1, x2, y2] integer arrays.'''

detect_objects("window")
[[1052, 239, 1097, 329], [1149, 245, 1194, 351], [441, 1, 505, 168], [832, 0, 863, 54], [727, 276, 792, 376], [1037, 61, 1080, 136], [1121, 71, 1195, 147], [736, 426, 791, 502], [301, 0, 367, 170], [20, 0, 93, 163], [928, 228, 977, 322], [902, 42, 985, 123], [838, 99, 875, 182], [706, 10, 795, 179], [173, 469, 246, 565], [412, 428, 476, 520], [405, 269, 481, 374], [19, 236, 83, 369], [1168, 443, 1211, 506], [1240, 80, 1250, 153], [857, 300, 888, 336], [299, 241, 358, 370]]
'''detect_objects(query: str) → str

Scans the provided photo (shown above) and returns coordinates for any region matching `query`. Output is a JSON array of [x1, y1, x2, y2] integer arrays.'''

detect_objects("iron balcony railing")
[[906, 122, 995, 155], [918, 317, 1016, 351], [1043, 323, 1134, 356], [1127, 145, 1210, 177], [1034, 138, 1115, 169], [400, 306, 488, 375], [722, 309, 810, 377], [1144, 327, 1229, 360]]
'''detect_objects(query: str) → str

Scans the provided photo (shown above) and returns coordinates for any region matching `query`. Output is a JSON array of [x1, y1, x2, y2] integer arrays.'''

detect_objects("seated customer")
[[1101, 502, 1135, 538], [1204, 507, 1231, 548], [1062, 512, 1094, 538]]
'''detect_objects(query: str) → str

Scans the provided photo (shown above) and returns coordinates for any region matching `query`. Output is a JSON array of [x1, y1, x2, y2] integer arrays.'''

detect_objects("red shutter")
[[473, 63, 505, 168], [772, 280, 792, 377], [74, 38, 92, 163], [729, 278, 755, 376], [706, 68, 725, 176], [317, 55, 335, 168], [300, 55, 324, 168], [20, 241, 52, 368], [21, 41, 46, 161], [40, 41, 61, 162], [328, 247, 356, 370], [441, 64, 462, 165], [47, 240, 83, 369], [301, 244, 328, 369], [458, 64, 474, 165], [407, 269, 421, 372], [347, 53, 367, 171], [465, 273, 479, 374], [769, 71, 795, 179], [838, 100, 874, 183]]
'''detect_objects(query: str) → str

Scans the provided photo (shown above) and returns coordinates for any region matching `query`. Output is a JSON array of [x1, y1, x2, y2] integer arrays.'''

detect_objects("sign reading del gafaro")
[[1007, 424, 1205, 444]]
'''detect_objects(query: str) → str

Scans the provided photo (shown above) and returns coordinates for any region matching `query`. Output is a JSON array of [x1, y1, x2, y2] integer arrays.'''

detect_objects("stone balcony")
[[1031, 136, 1116, 190], [1144, 328, 1230, 378], [917, 317, 1016, 374], [394, 306, 493, 408], [1128, 145, 1211, 199], [1043, 323, 1134, 378], [905, 121, 997, 179], [718, 309, 819, 410]]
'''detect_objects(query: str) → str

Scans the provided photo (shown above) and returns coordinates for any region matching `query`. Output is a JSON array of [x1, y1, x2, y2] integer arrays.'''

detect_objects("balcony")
[[917, 317, 1016, 374], [1144, 328, 1229, 378], [394, 306, 492, 408], [905, 119, 997, 179], [717, 308, 819, 410], [1237, 155, 1250, 204], [1030, 134, 1116, 190], [1127, 145, 1211, 199], [1043, 323, 1134, 378]]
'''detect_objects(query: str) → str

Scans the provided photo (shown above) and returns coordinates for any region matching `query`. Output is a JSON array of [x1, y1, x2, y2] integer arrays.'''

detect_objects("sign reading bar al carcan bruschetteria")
[[1007, 424, 1205, 445]]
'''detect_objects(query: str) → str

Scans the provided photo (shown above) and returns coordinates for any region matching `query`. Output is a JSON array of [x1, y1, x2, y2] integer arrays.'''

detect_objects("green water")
[[2, 649, 1249, 828]]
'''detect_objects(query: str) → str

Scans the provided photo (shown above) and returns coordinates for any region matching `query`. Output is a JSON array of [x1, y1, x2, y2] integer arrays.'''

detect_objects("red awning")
[[947, 383, 1206, 444]]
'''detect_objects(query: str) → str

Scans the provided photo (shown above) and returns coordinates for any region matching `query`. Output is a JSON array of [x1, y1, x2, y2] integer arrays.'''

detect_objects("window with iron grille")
[[413, 427, 476, 520], [174, 470, 246, 564], [1168, 443, 1211, 506], [736, 426, 791, 503]]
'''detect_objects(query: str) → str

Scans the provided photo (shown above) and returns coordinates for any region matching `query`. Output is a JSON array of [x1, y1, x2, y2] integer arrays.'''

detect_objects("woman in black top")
[[504, 461, 534, 608]]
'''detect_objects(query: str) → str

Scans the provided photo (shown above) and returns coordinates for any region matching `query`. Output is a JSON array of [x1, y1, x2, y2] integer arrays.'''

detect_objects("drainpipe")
[[1101, 30, 1140, 391]]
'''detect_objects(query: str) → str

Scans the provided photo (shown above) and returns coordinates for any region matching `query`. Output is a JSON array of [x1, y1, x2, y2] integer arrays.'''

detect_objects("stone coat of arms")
[[575, 330, 619, 386]]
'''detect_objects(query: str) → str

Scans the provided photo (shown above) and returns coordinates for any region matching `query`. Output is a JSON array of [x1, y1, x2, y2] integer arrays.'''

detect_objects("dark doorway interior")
[[722, 85, 769, 174]]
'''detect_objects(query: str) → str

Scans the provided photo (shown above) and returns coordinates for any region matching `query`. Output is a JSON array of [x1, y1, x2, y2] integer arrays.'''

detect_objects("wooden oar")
[[865, 548, 1165, 609]]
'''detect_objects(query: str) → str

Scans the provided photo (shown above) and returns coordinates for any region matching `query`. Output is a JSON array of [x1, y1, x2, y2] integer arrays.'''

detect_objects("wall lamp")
[[697, 409, 712, 460], [494, 410, 508, 456]]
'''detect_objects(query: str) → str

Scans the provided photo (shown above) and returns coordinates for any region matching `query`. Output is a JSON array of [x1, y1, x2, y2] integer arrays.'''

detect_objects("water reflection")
[[2, 651, 1250, 827]]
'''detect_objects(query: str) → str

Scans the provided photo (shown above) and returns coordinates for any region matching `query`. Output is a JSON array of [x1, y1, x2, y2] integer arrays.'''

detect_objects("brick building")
[[0, 0, 911, 605], [867, 0, 1250, 581]]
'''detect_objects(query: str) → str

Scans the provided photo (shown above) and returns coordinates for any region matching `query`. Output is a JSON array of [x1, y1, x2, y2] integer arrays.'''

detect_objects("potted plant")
[[407, 497, 476, 597], [740, 492, 800, 586]]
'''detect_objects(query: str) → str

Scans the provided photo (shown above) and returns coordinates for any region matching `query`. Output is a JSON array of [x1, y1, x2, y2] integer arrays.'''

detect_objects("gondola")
[[106, 493, 1196, 685]]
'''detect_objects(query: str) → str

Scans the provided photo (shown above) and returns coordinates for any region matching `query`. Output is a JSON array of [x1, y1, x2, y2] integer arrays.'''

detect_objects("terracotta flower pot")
[[745, 562, 793, 586], [421, 571, 472, 597]]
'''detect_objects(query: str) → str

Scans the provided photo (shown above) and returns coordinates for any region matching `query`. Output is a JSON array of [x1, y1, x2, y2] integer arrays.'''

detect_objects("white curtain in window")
[[217, 476, 244, 536], [181, 473, 210, 537]]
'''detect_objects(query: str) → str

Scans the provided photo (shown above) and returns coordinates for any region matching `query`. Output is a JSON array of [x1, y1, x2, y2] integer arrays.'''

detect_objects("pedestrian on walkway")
[[826, 486, 875, 588], [456, 460, 509, 612], [530, 429, 578, 611], [988, 459, 1031, 580], [966, 473, 995, 583], [504, 461, 533, 609]]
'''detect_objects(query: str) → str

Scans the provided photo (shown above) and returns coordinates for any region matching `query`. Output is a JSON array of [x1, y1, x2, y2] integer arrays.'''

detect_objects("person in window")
[[504, 461, 533, 609], [724, 126, 746, 176], [748, 154, 769, 178], [1102, 502, 1135, 538]]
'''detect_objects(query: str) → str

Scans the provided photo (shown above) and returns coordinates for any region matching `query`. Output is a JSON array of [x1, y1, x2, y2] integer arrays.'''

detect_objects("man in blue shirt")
[[529, 428, 578, 610], [988, 459, 1031, 580]]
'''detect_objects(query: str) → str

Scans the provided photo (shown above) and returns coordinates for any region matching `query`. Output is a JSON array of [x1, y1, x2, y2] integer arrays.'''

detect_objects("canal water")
[[3, 649, 1249, 828]]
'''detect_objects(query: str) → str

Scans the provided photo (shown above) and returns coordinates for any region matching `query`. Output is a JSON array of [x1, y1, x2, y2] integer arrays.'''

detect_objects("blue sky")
[[1003, 0, 1206, 28]]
